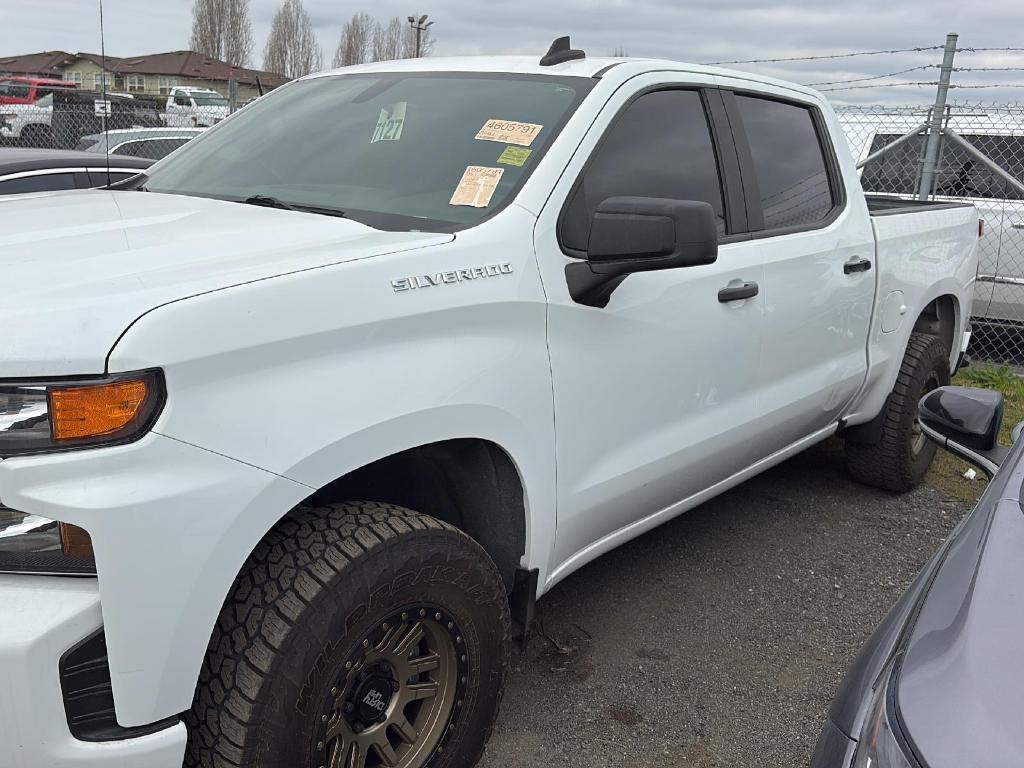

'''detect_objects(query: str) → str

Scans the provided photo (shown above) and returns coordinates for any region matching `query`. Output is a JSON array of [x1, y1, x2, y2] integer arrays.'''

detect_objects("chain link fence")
[[1, 88, 219, 161], [837, 102, 1024, 365]]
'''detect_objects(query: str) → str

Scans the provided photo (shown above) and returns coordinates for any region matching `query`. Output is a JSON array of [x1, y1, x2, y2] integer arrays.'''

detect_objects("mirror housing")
[[587, 196, 718, 274], [918, 386, 1009, 477], [567, 197, 719, 307]]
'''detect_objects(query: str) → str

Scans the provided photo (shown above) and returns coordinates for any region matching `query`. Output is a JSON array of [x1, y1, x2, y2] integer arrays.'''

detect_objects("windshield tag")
[[497, 146, 532, 167], [371, 101, 407, 143], [450, 166, 504, 208], [475, 119, 543, 147]]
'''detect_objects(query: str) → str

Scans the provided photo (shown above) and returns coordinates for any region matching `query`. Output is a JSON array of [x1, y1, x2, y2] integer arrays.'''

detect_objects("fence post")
[[917, 32, 959, 200]]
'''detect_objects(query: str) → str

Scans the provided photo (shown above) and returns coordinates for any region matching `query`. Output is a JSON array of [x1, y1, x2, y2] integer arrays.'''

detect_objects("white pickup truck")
[[0, 41, 980, 768], [162, 86, 229, 128]]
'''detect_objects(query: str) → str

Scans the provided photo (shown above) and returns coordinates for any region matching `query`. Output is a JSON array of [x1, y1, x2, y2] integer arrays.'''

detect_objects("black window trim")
[[556, 84, 749, 260], [722, 88, 848, 240]]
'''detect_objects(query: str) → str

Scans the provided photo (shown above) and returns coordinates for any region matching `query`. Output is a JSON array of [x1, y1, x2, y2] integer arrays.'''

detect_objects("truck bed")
[[866, 195, 976, 217]]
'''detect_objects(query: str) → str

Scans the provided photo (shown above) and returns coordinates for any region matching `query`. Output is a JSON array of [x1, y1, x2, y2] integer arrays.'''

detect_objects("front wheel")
[[184, 501, 510, 768], [845, 332, 951, 493]]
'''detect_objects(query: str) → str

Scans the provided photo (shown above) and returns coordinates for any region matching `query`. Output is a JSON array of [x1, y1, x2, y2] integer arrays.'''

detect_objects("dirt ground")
[[480, 438, 968, 768]]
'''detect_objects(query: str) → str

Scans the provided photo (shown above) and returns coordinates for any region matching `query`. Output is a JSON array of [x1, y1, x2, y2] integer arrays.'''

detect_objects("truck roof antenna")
[[540, 36, 586, 67], [98, 0, 111, 187]]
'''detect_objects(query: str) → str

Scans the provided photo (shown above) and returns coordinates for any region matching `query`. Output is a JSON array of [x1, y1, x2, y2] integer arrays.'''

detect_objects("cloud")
[[5, 0, 1024, 103]]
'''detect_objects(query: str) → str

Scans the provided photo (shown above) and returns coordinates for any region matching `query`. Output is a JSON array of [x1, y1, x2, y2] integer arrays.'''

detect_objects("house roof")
[[0, 50, 287, 87]]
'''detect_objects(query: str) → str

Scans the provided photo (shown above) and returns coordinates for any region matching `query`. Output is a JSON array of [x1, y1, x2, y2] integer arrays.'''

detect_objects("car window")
[[560, 89, 726, 252], [174, 93, 191, 106], [114, 138, 189, 159], [144, 73, 595, 232], [734, 95, 837, 230], [0, 81, 30, 99], [860, 132, 1024, 201], [0, 173, 77, 195]]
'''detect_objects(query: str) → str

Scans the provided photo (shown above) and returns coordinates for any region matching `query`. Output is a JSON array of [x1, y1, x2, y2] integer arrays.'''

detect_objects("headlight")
[[0, 370, 164, 458], [0, 506, 96, 575], [852, 661, 916, 768]]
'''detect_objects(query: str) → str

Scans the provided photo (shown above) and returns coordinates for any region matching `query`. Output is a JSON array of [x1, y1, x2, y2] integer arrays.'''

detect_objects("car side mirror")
[[567, 197, 718, 308], [919, 386, 1010, 477]]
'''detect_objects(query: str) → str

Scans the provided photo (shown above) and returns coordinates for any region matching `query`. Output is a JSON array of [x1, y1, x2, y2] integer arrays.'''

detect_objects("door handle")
[[1012, 222, 1024, 230], [844, 257, 872, 274], [718, 281, 759, 302]]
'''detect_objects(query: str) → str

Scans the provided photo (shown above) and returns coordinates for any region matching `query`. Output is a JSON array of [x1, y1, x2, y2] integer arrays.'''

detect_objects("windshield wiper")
[[242, 195, 347, 218], [243, 194, 298, 211]]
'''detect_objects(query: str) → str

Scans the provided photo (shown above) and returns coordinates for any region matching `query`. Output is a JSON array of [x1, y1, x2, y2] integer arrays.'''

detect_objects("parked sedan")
[[813, 385, 1024, 768], [76, 127, 205, 160], [0, 148, 150, 195]]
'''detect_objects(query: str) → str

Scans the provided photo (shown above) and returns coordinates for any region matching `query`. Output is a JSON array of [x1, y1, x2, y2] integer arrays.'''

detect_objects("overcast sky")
[[5, 0, 1024, 103]]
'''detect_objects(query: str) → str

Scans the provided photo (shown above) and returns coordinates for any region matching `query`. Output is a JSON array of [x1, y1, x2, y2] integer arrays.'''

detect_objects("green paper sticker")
[[497, 145, 532, 167]]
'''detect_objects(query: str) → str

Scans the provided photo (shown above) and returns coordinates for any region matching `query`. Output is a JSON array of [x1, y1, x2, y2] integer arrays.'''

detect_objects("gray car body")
[[813, 430, 1024, 767]]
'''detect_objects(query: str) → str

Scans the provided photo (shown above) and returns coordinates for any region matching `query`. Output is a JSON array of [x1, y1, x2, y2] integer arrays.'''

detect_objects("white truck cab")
[[0, 40, 980, 768], [162, 86, 229, 127]]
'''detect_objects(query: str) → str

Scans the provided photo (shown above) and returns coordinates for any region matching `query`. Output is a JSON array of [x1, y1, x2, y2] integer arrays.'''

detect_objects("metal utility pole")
[[917, 32, 958, 200], [407, 14, 434, 58]]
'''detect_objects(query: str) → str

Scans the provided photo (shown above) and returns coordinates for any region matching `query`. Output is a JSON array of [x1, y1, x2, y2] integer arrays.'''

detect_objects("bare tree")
[[189, 0, 254, 66], [263, 0, 323, 78], [371, 17, 406, 62], [332, 11, 374, 67]]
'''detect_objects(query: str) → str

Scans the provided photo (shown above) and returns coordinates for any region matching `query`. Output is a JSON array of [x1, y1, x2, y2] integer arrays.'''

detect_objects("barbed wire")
[[805, 65, 937, 87], [953, 67, 1024, 72], [956, 47, 1024, 53], [819, 81, 1024, 92], [703, 46, 943, 65]]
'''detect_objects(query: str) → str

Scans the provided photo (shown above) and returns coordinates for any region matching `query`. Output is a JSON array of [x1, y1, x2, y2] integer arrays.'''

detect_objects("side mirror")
[[567, 197, 718, 308], [919, 386, 1009, 477], [586, 196, 718, 274]]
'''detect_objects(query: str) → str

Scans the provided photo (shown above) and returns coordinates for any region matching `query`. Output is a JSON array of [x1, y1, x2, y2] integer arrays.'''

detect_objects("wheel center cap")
[[354, 674, 394, 723]]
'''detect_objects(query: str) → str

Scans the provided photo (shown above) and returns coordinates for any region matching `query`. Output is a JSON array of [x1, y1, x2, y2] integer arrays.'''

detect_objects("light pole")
[[407, 14, 434, 58]]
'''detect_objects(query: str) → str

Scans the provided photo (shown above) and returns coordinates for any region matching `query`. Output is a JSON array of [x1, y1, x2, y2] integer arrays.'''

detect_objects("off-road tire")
[[183, 501, 510, 768], [845, 332, 951, 493]]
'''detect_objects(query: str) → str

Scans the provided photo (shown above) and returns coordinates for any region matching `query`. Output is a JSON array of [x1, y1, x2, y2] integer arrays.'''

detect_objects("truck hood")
[[896, 438, 1024, 768], [0, 189, 453, 377]]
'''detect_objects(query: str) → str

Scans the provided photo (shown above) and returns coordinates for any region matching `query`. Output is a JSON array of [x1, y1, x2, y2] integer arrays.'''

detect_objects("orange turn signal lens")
[[50, 379, 150, 441]]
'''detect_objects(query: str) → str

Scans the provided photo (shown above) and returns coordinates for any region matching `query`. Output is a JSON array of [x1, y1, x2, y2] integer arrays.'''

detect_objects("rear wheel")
[[184, 501, 510, 768], [845, 332, 951, 492]]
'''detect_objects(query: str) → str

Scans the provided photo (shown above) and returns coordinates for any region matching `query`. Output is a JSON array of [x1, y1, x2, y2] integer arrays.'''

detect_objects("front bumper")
[[0, 576, 186, 768]]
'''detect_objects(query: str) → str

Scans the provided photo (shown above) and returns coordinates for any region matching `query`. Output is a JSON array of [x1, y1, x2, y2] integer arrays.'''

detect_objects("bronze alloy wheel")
[[911, 371, 943, 457], [313, 606, 468, 768]]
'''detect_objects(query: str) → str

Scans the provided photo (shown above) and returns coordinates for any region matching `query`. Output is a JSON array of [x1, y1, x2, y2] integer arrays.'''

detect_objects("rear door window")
[[734, 95, 838, 230]]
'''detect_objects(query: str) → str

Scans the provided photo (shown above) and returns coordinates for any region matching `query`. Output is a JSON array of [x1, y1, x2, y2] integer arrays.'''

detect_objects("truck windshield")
[[141, 72, 594, 231]]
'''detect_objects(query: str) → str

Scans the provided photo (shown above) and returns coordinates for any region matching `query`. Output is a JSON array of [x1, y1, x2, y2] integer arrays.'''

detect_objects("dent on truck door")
[[534, 84, 766, 569], [727, 92, 875, 452]]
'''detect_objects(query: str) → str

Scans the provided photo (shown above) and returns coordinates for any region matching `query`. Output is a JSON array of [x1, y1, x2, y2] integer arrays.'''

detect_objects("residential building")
[[0, 50, 288, 102]]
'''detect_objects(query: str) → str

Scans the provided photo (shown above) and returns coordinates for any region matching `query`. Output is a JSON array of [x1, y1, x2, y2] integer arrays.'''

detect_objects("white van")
[[840, 111, 1024, 329], [162, 86, 229, 128]]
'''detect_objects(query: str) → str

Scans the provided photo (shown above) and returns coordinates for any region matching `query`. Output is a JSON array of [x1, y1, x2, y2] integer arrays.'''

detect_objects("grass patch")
[[926, 364, 1024, 503]]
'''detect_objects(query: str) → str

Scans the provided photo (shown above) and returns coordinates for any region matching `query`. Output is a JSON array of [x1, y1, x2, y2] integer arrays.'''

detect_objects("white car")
[[840, 111, 1024, 329], [0, 92, 53, 144], [162, 86, 229, 128], [0, 43, 980, 768]]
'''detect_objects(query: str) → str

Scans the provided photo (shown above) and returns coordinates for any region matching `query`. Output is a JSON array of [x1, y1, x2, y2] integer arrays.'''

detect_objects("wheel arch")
[[303, 437, 529, 592]]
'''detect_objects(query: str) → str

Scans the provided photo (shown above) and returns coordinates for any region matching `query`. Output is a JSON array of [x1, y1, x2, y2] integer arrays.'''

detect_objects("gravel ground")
[[479, 438, 969, 768]]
